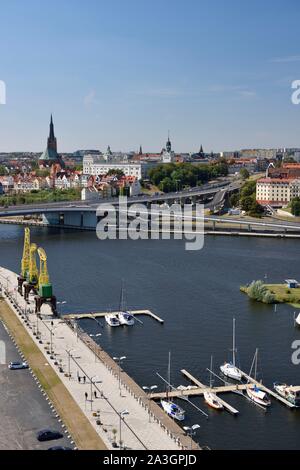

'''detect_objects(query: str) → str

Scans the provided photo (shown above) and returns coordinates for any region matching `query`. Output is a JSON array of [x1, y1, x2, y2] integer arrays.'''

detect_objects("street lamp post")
[[119, 409, 129, 449], [183, 424, 200, 450], [90, 375, 101, 411], [113, 356, 126, 395], [142, 385, 157, 422], [66, 348, 76, 380]]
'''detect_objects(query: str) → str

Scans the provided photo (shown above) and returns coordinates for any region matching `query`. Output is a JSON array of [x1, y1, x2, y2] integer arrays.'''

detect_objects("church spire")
[[47, 114, 57, 152], [166, 131, 171, 153]]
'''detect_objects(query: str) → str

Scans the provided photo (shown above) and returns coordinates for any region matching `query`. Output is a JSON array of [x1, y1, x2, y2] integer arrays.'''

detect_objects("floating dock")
[[151, 369, 251, 416], [180, 369, 240, 415], [65, 309, 164, 324]]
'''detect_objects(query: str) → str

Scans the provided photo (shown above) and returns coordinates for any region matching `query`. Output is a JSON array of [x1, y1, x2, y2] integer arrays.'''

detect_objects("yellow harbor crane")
[[37, 247, 53, 298], [21, 227, 30, 278], [28, 243, 39, 287]]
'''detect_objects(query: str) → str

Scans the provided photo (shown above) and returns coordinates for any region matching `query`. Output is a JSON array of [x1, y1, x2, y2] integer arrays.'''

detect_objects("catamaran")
[[204, 356, 223, 410], [220, 318, 242, 381], [246, 349, 271, 407], [274, 383, 300, 407], [117, 281, 135, 326], [160, 352, 185, 421]]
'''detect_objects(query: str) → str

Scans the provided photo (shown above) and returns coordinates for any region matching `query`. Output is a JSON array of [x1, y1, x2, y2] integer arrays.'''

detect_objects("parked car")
[[37, 429, 63, 442], [47, 446, 73, 451], [8, 361, 29, 370]]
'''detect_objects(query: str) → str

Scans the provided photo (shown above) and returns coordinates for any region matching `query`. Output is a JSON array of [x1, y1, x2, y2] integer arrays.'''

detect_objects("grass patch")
[[241, 282, 300, 306], [0, 299, 106, 450]]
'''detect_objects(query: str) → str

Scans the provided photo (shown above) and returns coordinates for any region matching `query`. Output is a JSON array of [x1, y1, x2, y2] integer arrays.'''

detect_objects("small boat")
[[160, 399, 185, 421], [205, 356, 223, 410], [117, 281, 135, 326], [105, 313, 120, 327], [220, 319, 242, 381], [247, 385, 271, 407], [220, 362, 242, 381], [274, 383, 300, 407], [246, 349, 271, 407], [204, 391, 224, 410], [295, 313, 300, 327], [118, 311, 135, 326], [160, 352, 185, 421]]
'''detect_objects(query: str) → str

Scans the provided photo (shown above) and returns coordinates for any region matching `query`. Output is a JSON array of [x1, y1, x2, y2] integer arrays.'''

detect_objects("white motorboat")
[[118, 311, 135, 326], [220, 318, 242, 381], [105, 313, 120, 327], [295, 313, 300, 327], [247, 385, 271, 407], [274, 383, 300, 407], [203, 391, 224, 410], [160, 399, 185, 421]]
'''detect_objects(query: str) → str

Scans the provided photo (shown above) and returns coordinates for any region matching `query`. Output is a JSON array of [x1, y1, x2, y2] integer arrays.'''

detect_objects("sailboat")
[[295, 313, 300, 327], [160, 352, 185, 421], [117, 281, 135, 326], [246, 349, 271, 407], [220, 318, 242, 381], [204, 356, 224, 410]]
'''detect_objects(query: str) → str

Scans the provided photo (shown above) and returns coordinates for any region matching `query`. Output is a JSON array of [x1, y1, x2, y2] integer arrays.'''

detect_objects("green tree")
[[0, 165, 7, 176], [239, 168, 250, 180], [291, 197, 300, 216]]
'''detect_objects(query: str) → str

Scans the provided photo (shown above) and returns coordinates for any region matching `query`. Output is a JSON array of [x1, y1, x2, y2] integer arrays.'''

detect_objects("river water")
[[0, 224, 299, 449]]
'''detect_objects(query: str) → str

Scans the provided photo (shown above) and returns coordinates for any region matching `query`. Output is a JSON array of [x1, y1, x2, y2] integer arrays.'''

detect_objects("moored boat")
[[274, 383, 300, 407], [105, 313, 120, 327], [220, 318, 242, 381], [160, 399, 185, 421], [247, 385, 271, 407], [204, 391, 224, 410], [118, 311, 135, 326]]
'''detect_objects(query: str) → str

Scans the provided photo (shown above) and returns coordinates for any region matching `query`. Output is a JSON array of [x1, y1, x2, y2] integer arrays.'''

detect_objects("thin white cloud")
[[270, 55, 300, 63], [83, 89, 97, 106]]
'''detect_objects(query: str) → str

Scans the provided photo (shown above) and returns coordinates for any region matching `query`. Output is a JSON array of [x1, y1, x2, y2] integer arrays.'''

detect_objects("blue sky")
[[1, 0, 300, 152]]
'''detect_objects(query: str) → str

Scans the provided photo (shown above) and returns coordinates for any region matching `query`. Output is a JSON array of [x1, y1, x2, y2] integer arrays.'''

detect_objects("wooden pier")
[[151, 369, 252, 416], [65, 309, 164, 324], [180, 369, 240, 415]]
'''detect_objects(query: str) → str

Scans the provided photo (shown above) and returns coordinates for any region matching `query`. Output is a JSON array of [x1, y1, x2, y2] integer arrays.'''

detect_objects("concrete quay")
[[0, 266, 198, 451]]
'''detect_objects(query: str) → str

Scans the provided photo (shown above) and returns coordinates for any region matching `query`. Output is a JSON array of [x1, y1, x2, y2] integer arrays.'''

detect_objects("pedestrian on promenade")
[[94, 391, 97, 399], [85, 392, 88, 400], [83, 375, 86, 384]]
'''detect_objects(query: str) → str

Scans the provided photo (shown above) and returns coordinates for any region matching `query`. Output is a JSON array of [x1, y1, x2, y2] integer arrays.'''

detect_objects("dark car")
[[37, 429, 64, 442], [47, 446, 73, 451], [8, 361, 29, 370]]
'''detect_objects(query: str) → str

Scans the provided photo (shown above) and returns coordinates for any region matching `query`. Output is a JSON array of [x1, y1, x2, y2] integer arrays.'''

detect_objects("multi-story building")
[[256, 177, 300, 206], [83, 154, 147, 179]]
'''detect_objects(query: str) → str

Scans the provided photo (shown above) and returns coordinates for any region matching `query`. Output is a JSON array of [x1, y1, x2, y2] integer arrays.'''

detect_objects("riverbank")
[[0, 266, 196, 450]]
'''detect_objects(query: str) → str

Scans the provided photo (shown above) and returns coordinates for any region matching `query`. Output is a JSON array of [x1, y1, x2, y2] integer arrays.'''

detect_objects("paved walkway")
[[0, 267, 196, 450]]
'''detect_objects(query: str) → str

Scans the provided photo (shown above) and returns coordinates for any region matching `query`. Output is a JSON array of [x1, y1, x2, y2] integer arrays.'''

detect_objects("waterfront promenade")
[[0, 266, 196, 450]]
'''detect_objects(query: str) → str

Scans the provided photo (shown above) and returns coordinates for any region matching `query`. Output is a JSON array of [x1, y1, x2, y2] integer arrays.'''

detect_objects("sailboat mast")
[[167, 351, 171, 401], [254, 348, 258, 381], [210, 355, 213, 388], [232, 318, 236, 367]]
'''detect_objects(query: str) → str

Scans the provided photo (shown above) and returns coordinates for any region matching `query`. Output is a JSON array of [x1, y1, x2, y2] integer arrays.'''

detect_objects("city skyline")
[[1, 0, 300, 152]]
